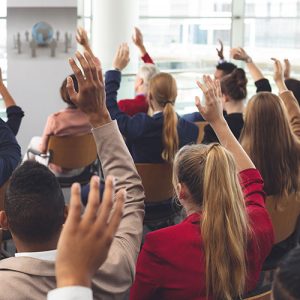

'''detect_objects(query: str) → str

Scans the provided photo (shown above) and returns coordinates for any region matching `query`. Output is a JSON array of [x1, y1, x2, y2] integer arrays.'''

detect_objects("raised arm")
[[231, 47, 271, 92], [132, 27, 154, 64], [272, 58, 300, 138], [67, 50, 145, 296], [195, 75, 255, 172], [284, 59, 291, 80], [216, 39, 225, 62]]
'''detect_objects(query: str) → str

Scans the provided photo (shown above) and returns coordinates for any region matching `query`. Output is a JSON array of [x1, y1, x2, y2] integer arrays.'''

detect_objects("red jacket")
[[117, 53, 154, 116], [130, 169, 274, 300]]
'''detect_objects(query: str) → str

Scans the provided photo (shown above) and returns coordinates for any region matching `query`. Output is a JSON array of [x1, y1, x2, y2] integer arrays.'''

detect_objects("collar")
[[152, 111, 163, 116], [15, 249, 57, 262]]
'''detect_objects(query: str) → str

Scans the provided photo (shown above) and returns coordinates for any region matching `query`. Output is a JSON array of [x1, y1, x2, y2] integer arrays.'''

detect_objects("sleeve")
[[141, 52, 155, 64], [0, 119, 21, 186], [47, 286, 92, 300], [255, 78, 272, 93], [39, 116, 55, 153], [105, 70, 149, 139], [92, 121, 145, 294], [5, 105, 24, 136], [279, 90, 300, 138]]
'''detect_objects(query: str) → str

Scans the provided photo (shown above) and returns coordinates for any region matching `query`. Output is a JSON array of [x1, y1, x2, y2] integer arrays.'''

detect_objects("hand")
[[76, 27, 89, 48], [112, 43, 130, 71], [195, 75, 225, 125], [132, 27, 144, 49], [230, 47, 252, 63], [284, 58, 291, 79], [216, 39, 224, 60], [67, 51, 110, 127], [271, 58, 287, 92], [55, 176, 125, 288]]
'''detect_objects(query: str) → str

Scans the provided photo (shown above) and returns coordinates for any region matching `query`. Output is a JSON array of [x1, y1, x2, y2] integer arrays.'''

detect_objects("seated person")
[[25, 74, 91, 176], [106, 43, 198, 163], [0, 68, 24, 136], [0, 52, 145, 300], [77, 26, 158, 116], [130, 75, 274, 300]]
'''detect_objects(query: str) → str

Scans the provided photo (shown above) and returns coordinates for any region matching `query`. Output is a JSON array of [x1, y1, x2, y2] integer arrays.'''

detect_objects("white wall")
[[8, 0, 77, 8], [7, 7, 77, 153]]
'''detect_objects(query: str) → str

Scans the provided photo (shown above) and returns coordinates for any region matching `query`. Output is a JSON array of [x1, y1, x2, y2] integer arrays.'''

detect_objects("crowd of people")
[[0, 25, 299, 300]]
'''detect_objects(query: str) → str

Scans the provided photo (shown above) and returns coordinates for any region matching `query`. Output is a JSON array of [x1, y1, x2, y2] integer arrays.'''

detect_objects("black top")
[[5, 105, 25, 136]]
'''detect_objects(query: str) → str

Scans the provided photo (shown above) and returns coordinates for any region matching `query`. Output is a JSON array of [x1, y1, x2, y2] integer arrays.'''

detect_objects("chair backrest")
[[47, 134, 97, 169], [266, 194, 300, 244], [244, 291, 271, 300], [195, 121, 208, 143], [135, 163, 173, 203], [0, 181, 9, 211]]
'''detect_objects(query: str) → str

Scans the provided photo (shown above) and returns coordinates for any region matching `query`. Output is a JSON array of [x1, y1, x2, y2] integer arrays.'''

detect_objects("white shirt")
[[47, 286, 92, 300], [15, 249, 57, 261]]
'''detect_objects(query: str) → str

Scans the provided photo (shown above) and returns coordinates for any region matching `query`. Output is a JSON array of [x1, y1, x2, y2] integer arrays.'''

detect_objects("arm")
[[216, 39, 225, 62], [132, 27, 154, 64], [231, 47, 271, 92], [195, 75, 255, 172]]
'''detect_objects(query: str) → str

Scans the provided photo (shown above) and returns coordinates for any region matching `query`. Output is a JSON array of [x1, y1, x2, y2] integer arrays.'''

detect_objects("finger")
[[106, 189, 125, 237], [84, 51, 98, 82], [66, 183, 83, 226], [215, 79, 222, 98], [69, 57, 85, 85], [75, 51, 93, 81], [96, 176, 115, 227], [195, 96, 206, 117], [66, 76, 78, 104], [196, 80, 208, 93], [82, 176, 101, 224]]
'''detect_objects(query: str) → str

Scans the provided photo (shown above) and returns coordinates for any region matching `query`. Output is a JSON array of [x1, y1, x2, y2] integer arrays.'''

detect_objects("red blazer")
[[117, 53, 154, 116], [130, 169, 274, 300]]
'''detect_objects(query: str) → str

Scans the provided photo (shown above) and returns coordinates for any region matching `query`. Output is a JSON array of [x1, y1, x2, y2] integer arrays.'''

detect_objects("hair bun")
[[232, 68, 248, 87]]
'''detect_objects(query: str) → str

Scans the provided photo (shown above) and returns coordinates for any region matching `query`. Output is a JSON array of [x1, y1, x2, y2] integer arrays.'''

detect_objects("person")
[[47, 174, 124, 300], [0, 51, 145, 300], [24, 74, 91, 176], [272, 246, 300, 300], [0, 68, 24, 135], [129, 75, 274, 300], [105, 43, 198, 163], [77, 26, 159, 116], [201, 67, 248, 143]]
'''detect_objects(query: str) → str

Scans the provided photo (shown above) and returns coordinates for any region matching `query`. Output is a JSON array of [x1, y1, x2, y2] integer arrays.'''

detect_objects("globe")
[[32, 21, 53, 46]]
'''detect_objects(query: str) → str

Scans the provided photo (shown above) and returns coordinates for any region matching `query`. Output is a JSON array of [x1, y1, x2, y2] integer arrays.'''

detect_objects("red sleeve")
[[141, 52, 155, 64], [118, 96, 149, 116]]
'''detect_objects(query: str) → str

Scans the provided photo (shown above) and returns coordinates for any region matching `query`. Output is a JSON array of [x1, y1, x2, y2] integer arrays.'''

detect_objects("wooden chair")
[[28, 134, 98, 187], [194, 121, 208, 143], [244, 290, 271, 300], [0, 180, 9, 211]]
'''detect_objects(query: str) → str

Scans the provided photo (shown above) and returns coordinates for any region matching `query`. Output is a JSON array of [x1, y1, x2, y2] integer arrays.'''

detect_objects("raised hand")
[[112, 43, 130, 71], [284, 58, 291, 79], [67, 51, 110, 127], [132, 27, 144, 49], [271, 58, 287, 93], [195, 75, 224, 124], [216, 39, 224, 60], [76, 27, 89, 48], [230, 47, 252, 63], [55, 176, 125, 288]]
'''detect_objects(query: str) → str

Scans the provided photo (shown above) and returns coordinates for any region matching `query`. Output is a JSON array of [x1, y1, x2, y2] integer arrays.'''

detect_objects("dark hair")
[[272, 246, 300, 300], [221, 68, 248, 101], [285, 78, 300, 106], [5, 161, 65, 244], [216, 62, 237, 76], [60, 74, 78, 107]]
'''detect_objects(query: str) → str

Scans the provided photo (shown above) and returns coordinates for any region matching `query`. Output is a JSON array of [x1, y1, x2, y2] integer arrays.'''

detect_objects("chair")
[[28, 133, 98, 187], [194, 121, 208, 143], [244, 290, 271, 300]]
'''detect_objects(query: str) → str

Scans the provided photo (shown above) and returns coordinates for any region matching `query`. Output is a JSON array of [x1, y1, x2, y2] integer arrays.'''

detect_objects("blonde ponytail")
[[174, 144, 249, 300]]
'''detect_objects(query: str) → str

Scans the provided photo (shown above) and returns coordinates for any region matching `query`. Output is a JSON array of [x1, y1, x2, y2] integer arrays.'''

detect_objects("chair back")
[[266, 194, 300, 244], [195, 121, 208, 143], [47, 134, 97, 169], [0, 181, 9, 211], [135, 163, 173, 203], [244, 291, 271, 300]]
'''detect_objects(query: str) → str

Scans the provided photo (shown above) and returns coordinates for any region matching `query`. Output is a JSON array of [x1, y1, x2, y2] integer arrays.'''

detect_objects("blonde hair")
[[173, 144, 249, 300], [149, 72, 179, 162], [240, 92, 300, 200]]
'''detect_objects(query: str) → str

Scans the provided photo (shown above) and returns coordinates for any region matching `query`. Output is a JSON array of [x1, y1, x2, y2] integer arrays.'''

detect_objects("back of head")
[[60, 74, 78, 107], [173, 144, 249, 300], [221, 68, 248, 101], [285, 78, 300, 106], [240, 92, 300, 197], [5, 161, 65, 244], [149, 72, 179, 162], [216, 61, 237, 76], [272, 246, 300, 300], [137, 63, 159, 91]]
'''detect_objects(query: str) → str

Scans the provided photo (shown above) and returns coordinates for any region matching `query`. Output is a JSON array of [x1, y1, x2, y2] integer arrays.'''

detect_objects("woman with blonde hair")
[[105, 44, 198, 163], [130, 76, 274, 300]]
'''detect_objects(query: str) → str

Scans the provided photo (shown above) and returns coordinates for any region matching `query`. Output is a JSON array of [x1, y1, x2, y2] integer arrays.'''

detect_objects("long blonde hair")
[[173, 144, 249, 300], [240, 92, 300, 199], [149, 72, 179, 162]]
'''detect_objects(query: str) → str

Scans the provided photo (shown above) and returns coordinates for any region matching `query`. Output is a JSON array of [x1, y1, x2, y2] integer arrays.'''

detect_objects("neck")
[[135, 85, 146, 95], [182, 200, 201, 217], [224, 100, 244, 114], [151, 101, 164, 113]]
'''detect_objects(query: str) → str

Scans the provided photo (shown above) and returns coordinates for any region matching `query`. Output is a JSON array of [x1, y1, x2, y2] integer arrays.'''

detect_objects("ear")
[[0, 211, 9, 230], [176, 183, 189, 201], [223, 94, 230, 103]]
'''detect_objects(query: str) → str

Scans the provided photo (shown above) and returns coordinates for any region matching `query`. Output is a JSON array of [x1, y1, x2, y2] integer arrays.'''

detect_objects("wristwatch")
[[245, 56, 253, 64]]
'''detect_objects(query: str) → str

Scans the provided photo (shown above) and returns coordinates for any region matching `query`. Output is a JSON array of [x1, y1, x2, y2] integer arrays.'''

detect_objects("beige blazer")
[[0, 121, 145, 300]]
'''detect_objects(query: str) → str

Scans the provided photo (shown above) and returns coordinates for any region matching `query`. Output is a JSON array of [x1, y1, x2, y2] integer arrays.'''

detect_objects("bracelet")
[[245, 56, 253, 64]]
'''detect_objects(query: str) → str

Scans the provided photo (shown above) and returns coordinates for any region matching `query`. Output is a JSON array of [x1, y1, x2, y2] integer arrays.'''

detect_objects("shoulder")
[[181, 112, 204, 122]]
